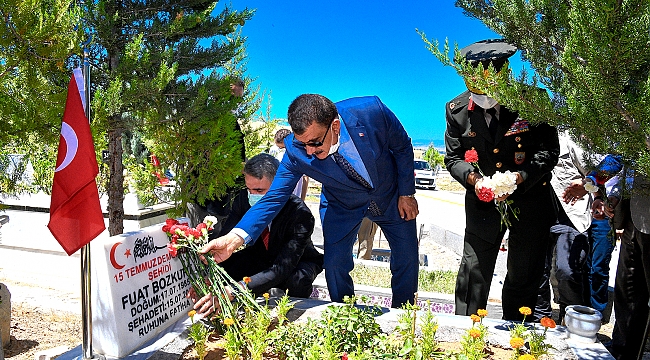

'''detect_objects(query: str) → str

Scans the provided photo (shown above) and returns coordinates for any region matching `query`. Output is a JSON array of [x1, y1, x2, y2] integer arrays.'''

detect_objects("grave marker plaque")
[[92, 223, 192, 358]]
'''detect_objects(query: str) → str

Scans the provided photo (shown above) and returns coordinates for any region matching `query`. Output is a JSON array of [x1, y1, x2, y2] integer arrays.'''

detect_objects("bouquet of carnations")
[[162, 217, 268, 330], [465, 150, 520, 229]]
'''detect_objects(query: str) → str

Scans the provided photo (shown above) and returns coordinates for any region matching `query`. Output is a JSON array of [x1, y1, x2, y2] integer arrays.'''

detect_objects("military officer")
[[444, 39, 560, 321]]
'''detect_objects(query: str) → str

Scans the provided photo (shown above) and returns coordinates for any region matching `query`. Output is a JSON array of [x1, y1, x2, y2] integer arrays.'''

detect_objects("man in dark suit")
[[445, 39, 560, 320], [201, 94, 419, 308], [610, 173, 650, 359], [189, 153, 323, 315]]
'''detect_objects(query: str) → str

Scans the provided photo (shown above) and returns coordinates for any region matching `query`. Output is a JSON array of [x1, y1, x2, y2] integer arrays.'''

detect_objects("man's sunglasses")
[[293, 121, 332, 148]]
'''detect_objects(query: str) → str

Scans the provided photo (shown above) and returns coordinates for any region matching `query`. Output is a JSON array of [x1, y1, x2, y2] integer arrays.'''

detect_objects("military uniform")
[[445, 90, 560, 320]]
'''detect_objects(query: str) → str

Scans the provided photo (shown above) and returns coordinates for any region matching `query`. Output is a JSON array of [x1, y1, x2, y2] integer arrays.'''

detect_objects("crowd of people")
[[187, 40, 649, 359]]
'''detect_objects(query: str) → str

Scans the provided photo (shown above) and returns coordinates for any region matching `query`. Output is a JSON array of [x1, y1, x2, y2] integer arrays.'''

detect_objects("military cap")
[[459, 39, 517, 72]]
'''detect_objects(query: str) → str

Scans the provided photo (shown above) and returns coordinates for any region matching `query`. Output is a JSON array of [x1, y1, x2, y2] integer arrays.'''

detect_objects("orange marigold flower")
[[188, 310, 197, 318], [477, 309, 488, 317], [223, 318, 235, 326], [519, 307, 532, 316], [471, 314, 481, 323], [243, 276, 251, 284], [510, 337, 525, 349], [540, 317, 556, 329], [518, 354, 535, 360], [263, 293, 270, 300], [469, 328, 482, 339]]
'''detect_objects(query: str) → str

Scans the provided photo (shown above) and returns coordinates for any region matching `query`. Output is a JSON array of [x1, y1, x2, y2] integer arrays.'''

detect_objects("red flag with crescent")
[[48, 69, 105, 255]]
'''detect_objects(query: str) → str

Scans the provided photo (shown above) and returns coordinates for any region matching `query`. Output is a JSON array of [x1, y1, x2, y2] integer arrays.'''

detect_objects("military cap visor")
[[459, 39, 517, 72]]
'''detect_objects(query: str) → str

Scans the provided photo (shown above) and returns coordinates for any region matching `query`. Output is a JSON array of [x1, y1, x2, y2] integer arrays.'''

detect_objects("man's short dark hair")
[[244, 153, 279, 181], [287, 94, 338, 135], [274, 128, 291, 143]]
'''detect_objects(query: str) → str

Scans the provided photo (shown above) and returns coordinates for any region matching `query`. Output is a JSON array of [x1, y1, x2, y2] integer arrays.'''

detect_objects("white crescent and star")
[[54, 121, 78, 172]]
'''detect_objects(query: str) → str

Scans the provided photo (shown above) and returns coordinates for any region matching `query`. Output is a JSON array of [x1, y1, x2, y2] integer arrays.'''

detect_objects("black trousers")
[[455, 226, 550, 321], [611, 208, 650, 360]]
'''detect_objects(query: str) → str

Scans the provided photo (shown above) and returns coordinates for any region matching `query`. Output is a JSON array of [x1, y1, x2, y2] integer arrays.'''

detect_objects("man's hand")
[[200, 233, 244, 263], [604, 196, 619, 218], [592, 198, 606, 220], [398, 196, 419, 221], [186, 286, 236, 317], [187, 287, 218, 316], [563, 179, 589, 205]]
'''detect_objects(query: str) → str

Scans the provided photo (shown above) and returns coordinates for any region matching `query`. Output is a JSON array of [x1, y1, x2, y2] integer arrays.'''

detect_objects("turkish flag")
[[48, 69, 106, 255]]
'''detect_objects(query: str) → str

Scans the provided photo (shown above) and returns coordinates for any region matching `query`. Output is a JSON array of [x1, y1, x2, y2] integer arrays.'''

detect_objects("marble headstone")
[[91, 223, 192, 358]]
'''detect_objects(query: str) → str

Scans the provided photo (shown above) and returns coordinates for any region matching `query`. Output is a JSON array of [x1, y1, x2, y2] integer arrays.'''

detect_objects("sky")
[[234, 1, 525, 148]]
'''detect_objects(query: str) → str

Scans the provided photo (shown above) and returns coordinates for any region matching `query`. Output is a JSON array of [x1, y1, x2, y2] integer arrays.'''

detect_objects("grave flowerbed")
[[164, 218, 558, 360], [179, 297, 558, 360]]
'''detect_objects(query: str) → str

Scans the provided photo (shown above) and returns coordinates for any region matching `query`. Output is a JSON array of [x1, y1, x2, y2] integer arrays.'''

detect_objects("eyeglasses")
[[293, 121, 332, 148]]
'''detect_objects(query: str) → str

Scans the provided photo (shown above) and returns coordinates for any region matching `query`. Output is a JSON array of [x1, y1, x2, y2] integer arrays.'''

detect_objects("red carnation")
[[167, 243, 178, 257], [196, 223, 207, 232], [477, 186, 495, 202], [465, 149, 479, 163]]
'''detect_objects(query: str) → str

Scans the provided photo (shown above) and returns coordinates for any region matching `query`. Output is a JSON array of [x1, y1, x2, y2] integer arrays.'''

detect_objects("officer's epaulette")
[[448, 91, 471, 114]]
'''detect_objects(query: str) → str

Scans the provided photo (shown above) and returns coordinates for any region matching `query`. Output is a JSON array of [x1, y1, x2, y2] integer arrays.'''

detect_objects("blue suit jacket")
[[236, 96, 415, 245]]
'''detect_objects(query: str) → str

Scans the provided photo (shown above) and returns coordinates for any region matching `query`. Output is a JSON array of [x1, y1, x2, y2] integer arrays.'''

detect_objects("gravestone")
[[0, 283, 10, 349], [91, 223, 192, 358]]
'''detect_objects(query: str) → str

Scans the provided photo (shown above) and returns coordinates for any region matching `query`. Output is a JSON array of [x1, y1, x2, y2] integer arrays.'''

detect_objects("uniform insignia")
[[449, 102, 456, 110], [505, 119, 530, 136], [468, 131, 477, 137], [515, 136, 521, 142], [515, 152, 526, 165]]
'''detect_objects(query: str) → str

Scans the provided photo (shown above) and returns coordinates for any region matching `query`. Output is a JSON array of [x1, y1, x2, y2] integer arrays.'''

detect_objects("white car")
[[414, 160, 436, 190]]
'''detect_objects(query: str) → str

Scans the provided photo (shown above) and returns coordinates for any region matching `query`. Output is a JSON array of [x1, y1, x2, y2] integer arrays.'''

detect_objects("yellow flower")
[[188, 310, 197, 318], [510, 337, 525, 349], [477, 309, 488, 317], [469, 328, 481, 339], [519, 307, 532, 316], [243, 276, 251, 284], [470, 314, 481, 323], [223, 317, 235, 326], [519, 354, 535, 360], [263, 293, 270, 300]]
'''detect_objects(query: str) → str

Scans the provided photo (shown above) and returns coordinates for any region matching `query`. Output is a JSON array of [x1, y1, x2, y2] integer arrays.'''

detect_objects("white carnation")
[[479, 176, 495, 190], [490, 171, 518, 197], [203, 215, 219, 227], [584, 181, 599, 194]]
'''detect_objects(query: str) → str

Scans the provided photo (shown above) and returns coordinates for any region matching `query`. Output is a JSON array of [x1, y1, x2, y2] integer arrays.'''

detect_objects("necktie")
[[260, 226, 270, 250], [331, 152, 382, 216], [332, 152, 372, 189], [487, 108, 498, 139]]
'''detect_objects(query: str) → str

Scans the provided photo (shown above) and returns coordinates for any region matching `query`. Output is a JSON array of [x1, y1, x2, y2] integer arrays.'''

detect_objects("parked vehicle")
[[414, 160, 436, 190]]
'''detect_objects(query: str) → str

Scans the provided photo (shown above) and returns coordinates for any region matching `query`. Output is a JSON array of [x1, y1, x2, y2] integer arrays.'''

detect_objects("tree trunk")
[[107, 126, 124, 236]]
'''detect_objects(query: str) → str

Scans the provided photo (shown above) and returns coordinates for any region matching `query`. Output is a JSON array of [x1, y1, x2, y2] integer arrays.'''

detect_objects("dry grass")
[[4, 303, 81, 360]]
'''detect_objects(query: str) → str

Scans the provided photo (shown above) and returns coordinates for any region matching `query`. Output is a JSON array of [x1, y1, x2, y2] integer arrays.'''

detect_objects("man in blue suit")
[[202, 94, 420, 307]]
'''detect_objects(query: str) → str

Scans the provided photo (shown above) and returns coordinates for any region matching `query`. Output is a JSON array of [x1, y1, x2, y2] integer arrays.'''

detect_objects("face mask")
[[248, 192, 264, 207], [471, 93, 498, 109], [327, 128, 341, 156]]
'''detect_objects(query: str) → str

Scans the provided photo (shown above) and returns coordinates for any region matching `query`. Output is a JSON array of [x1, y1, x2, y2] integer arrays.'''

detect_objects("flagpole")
[[81, 40, 97, 360]]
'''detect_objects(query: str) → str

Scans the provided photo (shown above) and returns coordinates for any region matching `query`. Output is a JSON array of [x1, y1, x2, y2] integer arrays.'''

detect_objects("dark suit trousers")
[[611, 214, 650, 360], [323, 217, 418, 308], [455, 194, 553, 320]]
